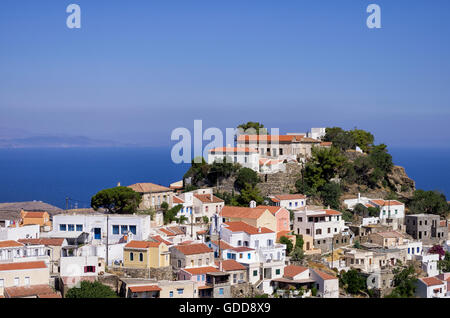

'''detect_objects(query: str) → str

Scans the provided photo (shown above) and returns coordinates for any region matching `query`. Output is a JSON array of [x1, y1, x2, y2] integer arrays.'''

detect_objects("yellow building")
[[20, 210, 51, 228], [123, 240, 170, 269], [221, 206, 277, 232]]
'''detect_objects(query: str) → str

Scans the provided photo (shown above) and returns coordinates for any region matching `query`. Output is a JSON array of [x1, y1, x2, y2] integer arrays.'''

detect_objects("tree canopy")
[[235, 167, 260, 190], [91, 186, 141, 214], [408, 190, 449, 217], [339, 269, 367, 295], [65, 281, 118, 298], [385, 266, 417, 298], [237, 122, 267, 135]]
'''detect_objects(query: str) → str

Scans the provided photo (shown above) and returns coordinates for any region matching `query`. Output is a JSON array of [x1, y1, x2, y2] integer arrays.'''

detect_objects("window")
[[239, 253, 243, 259], [177, 288, 184, 295], [14, 277, 19, 286], [139, 253, 143, 262], [198, 259, 202, 266], [0, 279, 4, 288], [275, 269, 280, 275], [129, 225, 137, 235], [76, 224, 83, 231], [219, 288, 224, 295], [202, 275, 205, 281], [306, 229, 310, 235], [130, 252, 134, 261], [289, 202, 292, 207], [59, 224, 66, 231], [68, 224, 75, 231], [112, 225, 119, 234], [25, 277, 30, 286], [237, 240, 242, 246], [169, 291, 173, 298], [84, 266, 96, 273], [121, 225, 128, 234], [197, 275, 201, 281], [253, 270, 258, 277], [247, 253, 251, 259]]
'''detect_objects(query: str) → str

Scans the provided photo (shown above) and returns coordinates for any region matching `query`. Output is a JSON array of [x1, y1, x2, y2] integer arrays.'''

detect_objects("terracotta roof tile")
[[0, 261, 47, 272], [182, 266, 219, 275], [221, 206, 268, 219], [128, 183, 172, 193], [129, 285, 161, 293], [224, 221, 273, 235], [210, 240, 234, 250], [312, 269, 337, 280], [194, 194, 224, 204], [209, 147, 258, 153], [216, 260, 246, 271], [272, 194, 306, 201], [173, 196, 184, 204], [421, 277, 444, 287], [283, 265, 308, 279], [125, 240, 161, 249], [4, 285, 58, 298], [0, 240, 24, 248], [174, 243, 213, 255], [18, 238, 65, 246]]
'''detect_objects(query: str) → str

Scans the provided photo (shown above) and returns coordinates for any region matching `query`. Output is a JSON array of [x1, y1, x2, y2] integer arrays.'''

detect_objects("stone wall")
[[231, 282, 263, 298], [108, 266, 174, 281], [257, 163, 302, 197]]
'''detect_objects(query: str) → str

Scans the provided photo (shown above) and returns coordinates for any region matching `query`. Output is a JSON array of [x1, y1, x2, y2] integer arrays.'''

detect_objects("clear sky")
[[1, 0, 449, 147]]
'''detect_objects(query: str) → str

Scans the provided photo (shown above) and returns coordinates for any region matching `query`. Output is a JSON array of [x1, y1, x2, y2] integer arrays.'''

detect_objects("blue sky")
[[0, 0, 449, 147]]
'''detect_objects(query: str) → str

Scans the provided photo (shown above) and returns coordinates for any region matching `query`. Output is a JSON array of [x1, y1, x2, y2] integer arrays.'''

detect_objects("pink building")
[[257, 205, 290, 233]]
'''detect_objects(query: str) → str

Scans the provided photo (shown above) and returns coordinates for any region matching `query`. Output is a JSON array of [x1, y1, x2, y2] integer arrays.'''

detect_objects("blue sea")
[[0, 147, 448, 209]]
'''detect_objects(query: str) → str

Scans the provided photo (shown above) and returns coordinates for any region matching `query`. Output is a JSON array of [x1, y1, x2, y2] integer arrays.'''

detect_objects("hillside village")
[[0, 126, 449, 299]]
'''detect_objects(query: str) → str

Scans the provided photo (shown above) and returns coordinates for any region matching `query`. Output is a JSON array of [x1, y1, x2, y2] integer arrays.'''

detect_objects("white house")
[[415, 253, 440, 277], [48, 213, 151, 245], [416, 276, 447, 298], [369, 199, 405, 230], [0, 225, 40, 241], [293, 208, 346, 252], [0, 240, 49, 265], [208, 147, 260, 172], [270, 194, 306, 210], [220, 221, 286, 294]]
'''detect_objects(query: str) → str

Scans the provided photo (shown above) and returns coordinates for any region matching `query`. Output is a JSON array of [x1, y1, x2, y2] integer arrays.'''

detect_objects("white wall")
[[0, 225, 40, 241]]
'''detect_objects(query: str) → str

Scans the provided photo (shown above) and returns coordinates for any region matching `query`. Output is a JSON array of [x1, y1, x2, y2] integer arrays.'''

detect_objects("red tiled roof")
[[151, 235, 172, 246], [224, 221, 273, 235], [129, 285, 162, 293], [18, 238, 65, 246], [272, 194, 306, 201], [194, 194, 224, 204], [320, 142, 332, 146], [277, 231, 294, 241], [312, 269, 337, 280], [256, 205, 288, 216], [421, 277, 444, 287], [209, 147, 258, 153], [22, 211, 47, 218], [210, 240, 234, 250], [128, 183, 172, 193], [125, 240, 161, 249], [216, 260, 246, 271], [283, 265, 308, 279], [182, 266, 219, 275], [221, 206, 269, 219], [173, 196, 184, 204], [4, 285, 59, 298], [370, 199, 404, 207], [0, 261, 47, 272], [0, 240, 24, 248], [232, 246, 254, 252], [237, 135, 306, 143], [174, 243, 213, 255]]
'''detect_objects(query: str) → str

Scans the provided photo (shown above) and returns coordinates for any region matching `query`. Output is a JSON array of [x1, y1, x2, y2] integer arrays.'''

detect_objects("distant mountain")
[[0, 135, 137, 148]]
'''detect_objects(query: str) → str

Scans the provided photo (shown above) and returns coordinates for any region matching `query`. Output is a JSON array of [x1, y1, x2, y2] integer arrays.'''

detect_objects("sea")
[[0, 147, 448, 209]]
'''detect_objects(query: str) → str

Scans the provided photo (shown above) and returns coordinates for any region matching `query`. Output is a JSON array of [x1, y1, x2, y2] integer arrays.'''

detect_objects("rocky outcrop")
[[387, 165, 415, 199]]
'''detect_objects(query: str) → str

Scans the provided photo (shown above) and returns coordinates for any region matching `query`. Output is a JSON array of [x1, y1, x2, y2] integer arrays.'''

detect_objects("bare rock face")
[[256, 163, 302, 197], [387, 165, 416, 199]]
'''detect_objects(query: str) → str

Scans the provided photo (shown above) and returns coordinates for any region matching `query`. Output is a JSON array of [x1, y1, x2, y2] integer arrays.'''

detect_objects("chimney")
[[258, 227, 261, 233], [327, 205, 330, 210], [210, 193, 213, 201], [219, 260, 223, 272], [358, 192, 361, 202]]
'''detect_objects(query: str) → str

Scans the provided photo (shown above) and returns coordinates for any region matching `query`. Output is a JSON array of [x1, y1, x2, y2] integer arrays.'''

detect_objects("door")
[[94, 228, 101, 240]]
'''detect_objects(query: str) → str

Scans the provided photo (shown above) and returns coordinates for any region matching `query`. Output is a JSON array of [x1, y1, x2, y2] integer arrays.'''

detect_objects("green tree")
[[237, 122, 267, 135], [339, 269, 367, 295], [207, 159, 239, 185], [323, 127, 356, 151], [291, 245, 304, 261], [368, 144, 393, 177], [342, 210, 354, 222], [385, 266, 417, 298], [183, 157, 210, 185], [163, 204, 183, 224], [438, 252, 450, 272], [91, 186, 141, 214], [354, 203, 369, 217], [279, 236, 293, 254], [350, 129, 374, 153], [320, 182, 342, 209], [295, 235, 304, 250], [235, 167, 260, 190], [237, 184, 263, 206], [65, 281, 118, 298], [408, 190, 449, 218]]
